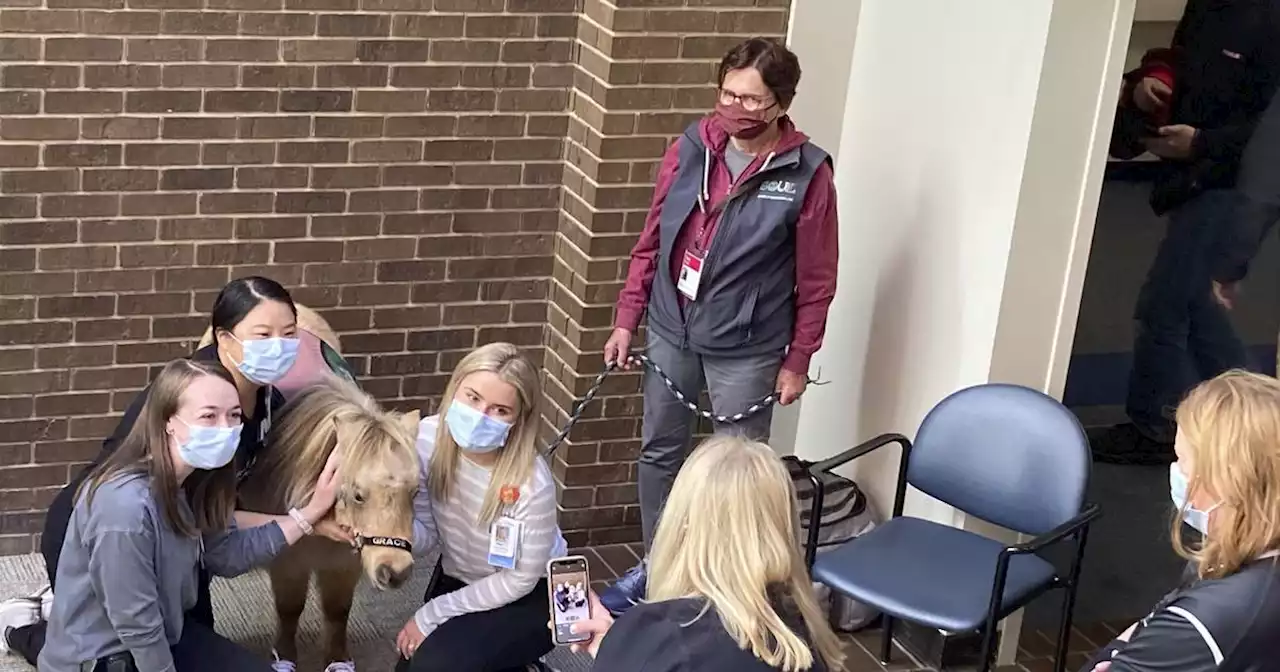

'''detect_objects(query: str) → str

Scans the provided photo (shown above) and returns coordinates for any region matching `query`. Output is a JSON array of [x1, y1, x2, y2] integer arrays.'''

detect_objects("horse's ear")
[[331, 417, 353, 456], [399, 409, 421, 438]]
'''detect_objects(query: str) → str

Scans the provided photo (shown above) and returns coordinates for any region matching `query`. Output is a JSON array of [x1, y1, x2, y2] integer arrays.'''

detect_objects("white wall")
[[1134, 0, 1184, 22], [783, 0, 1135, 660], [783, 0, 1134, 514], [785, 0, 1043, 518]]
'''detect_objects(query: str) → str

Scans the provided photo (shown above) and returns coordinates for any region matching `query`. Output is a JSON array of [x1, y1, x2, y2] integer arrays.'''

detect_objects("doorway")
[[1027, 4, 1280, 649]]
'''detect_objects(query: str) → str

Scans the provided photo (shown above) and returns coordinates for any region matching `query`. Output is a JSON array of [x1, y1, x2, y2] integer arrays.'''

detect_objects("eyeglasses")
[[717, 88, 775, 112]]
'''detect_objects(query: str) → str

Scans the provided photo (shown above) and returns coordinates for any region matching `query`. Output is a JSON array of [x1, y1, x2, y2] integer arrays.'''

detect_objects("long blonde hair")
[[427, 342, 541, 526], [248, 374, 420, 510], [1173, 369, 1280, 579], [648, 434, 845, 671]]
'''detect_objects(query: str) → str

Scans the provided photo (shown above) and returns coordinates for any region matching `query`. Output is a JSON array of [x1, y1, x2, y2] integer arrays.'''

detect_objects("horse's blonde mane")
[[252, 376, 417, 510]]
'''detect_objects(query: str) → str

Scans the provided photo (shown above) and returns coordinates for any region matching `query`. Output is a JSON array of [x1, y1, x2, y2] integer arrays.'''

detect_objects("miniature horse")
[[238, 376, 420, 669]]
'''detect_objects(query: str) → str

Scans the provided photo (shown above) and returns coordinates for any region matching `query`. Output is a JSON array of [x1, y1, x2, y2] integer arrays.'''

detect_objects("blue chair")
[[804, 383, 1101, 672]]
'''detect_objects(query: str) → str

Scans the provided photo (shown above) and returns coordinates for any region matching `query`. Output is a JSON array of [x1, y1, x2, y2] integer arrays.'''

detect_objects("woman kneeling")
[[396, 342, 565, 672], [570, 435, 844, 671], [38, 359, 340, 672]]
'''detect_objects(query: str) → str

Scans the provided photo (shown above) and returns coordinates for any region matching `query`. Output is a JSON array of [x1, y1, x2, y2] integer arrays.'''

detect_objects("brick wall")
[[0, 0, 576, 555], [0, 0, 791, 554]]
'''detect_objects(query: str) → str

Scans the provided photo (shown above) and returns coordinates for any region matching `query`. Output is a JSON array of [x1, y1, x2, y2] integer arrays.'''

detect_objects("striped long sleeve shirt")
[[410, 415, 566, 638]]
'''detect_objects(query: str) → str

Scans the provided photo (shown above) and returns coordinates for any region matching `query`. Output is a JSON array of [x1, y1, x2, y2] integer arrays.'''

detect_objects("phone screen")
[[548, 556, 591, 645]]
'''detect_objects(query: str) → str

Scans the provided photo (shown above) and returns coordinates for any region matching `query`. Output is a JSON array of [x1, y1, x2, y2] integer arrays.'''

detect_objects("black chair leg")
[[879, 616, 894, 663], [1054, 576, 1085, 670], [978, 620, 999, 672], [1056, 528, 1092, 672]]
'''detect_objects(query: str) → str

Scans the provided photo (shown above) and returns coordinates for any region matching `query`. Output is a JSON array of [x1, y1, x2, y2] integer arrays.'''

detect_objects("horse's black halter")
[[353, 534, 412, 553]]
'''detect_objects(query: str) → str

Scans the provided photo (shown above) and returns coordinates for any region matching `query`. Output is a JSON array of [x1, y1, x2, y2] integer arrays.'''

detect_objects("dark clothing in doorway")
[[1126, 190, 1250, 441], [1116, 0, 1280, 443], [1208, 85, 1280, 286], [1113, 0, 1280, 213]]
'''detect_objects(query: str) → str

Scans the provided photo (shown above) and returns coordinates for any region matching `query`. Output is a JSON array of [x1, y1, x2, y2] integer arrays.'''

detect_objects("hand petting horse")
[[234, 321, 420, 672]]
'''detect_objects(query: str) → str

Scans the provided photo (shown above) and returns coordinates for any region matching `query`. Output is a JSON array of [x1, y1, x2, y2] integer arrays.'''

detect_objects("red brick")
[[72, 366, 149, 391], [35, 392, 111, 417], [0, 370, 70, 394], [33, 440, 100, 465], [0, 322, 73, 347], [36, 295, 116, 319], [35, 345, 113, 369], [115, 340, 192, 364]]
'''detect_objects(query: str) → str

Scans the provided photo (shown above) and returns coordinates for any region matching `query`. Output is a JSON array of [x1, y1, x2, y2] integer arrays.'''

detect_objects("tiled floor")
[[576, 541, 644, 596], [579, 543, 1129, 672]]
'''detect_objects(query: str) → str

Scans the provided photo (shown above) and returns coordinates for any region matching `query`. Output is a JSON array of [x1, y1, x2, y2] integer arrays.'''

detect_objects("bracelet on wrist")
[[288, 507, 314, 536]]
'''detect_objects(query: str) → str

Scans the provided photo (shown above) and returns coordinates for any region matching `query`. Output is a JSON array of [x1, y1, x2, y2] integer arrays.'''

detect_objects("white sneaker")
[[270, 650, 296, 672], [323, 661, 355, 672], [0, 597, 41, 654]]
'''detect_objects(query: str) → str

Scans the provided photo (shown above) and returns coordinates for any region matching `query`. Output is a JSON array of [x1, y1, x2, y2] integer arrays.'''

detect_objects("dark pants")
[[1126, 189, 1249, 442], [8, 469, 215, 666], [396, 570, 553, 672], [638, 331, 783, 549], [83, 618, 271, 671]]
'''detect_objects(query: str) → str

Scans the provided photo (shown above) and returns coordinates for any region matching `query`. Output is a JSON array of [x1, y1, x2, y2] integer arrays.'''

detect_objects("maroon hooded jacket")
[[614, 115, 839, 374]]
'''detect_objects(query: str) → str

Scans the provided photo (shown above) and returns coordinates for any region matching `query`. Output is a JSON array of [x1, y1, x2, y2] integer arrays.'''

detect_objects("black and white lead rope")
[[543, 352, 828, 456]]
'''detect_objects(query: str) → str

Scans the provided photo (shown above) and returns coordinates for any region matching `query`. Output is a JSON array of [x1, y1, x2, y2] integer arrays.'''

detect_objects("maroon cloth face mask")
[[714, 102, 773, 139]]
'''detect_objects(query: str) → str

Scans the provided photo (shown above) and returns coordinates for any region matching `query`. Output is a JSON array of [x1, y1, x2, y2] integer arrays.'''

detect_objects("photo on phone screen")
[[548, 556, 591, 645]]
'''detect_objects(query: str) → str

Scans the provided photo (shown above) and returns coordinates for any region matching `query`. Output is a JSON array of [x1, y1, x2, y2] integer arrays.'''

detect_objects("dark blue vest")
[[647, 123, 831, 357]]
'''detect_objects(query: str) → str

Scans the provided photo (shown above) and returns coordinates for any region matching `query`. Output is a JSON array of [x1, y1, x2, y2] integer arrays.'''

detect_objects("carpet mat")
[[0, 553, 591, 672]]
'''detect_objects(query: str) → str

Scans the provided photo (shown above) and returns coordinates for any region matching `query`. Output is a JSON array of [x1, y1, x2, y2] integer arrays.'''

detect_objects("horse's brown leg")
[[268, 554, 310, 663], [316, 558, 361, 664]]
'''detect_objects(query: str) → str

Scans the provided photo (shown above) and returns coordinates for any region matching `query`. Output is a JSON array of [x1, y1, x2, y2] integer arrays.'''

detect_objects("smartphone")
[[547, 555, 592, 645]]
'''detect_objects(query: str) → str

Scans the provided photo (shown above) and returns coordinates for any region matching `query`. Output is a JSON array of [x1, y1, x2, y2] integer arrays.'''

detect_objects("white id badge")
[[487, 517, 522, 569], [677, 250, 704, 300]]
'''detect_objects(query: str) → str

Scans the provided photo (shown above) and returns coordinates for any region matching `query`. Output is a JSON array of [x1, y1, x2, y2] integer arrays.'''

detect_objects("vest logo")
[[758, 179, 797, 202]]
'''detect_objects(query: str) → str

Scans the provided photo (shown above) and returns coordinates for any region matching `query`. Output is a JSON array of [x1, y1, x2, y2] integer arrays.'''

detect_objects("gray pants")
[[638, 331, 784, 549]]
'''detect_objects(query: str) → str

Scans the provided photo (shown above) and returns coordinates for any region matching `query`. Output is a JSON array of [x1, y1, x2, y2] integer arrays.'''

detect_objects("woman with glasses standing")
[[599, 37, 841, 614]]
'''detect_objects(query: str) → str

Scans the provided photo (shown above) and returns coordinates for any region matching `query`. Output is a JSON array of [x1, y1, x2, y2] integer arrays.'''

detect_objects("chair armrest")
[[1008, 503, 1102, 555], [803, 433, 912, 570], [809, 433, 912, 474]]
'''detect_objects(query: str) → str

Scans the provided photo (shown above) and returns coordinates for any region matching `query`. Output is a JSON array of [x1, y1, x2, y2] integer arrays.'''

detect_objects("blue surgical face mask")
[[175, 418, 242, 470], [444, 399, 512, 453], [230, 335, 299, 385], [1170, 463, 1219, 534]]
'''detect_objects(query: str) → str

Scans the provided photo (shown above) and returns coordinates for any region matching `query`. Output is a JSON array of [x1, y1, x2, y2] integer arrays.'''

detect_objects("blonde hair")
[[249, 374, 420, 510], [427, 342, 541, 526], [648, 434, 845, 671], [1173, 369, 1280, 579]]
